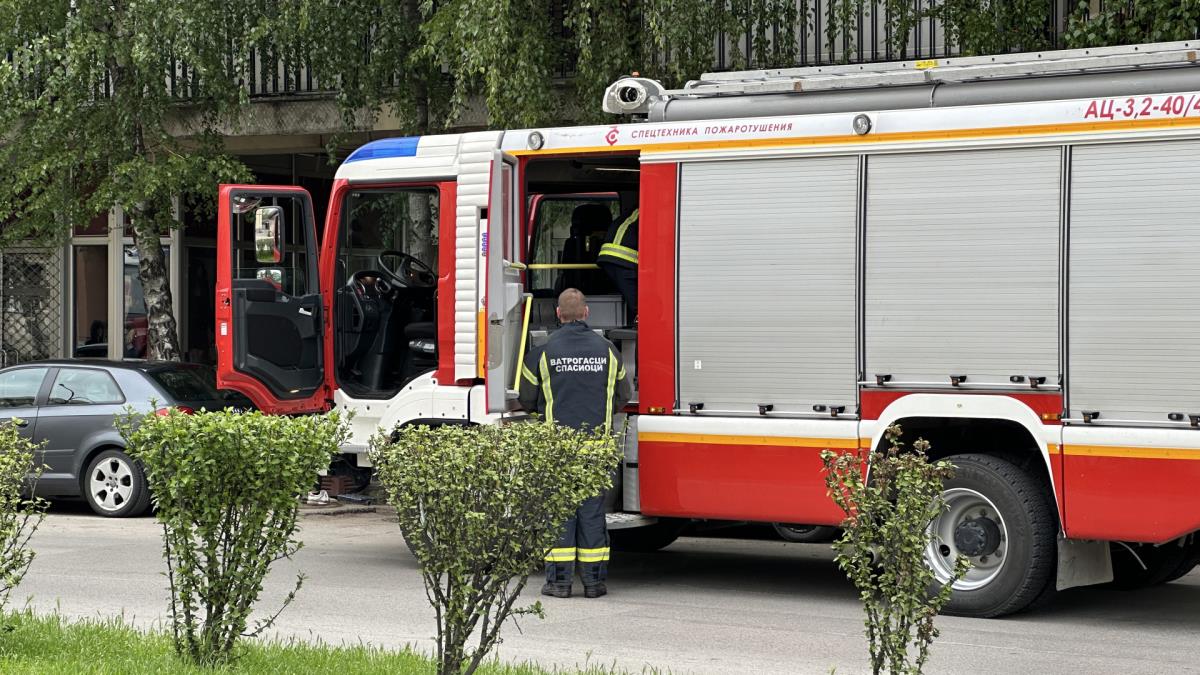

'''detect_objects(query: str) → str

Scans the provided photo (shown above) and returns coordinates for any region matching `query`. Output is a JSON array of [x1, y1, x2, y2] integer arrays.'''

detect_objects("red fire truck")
[[218, 41, 1200, 617]]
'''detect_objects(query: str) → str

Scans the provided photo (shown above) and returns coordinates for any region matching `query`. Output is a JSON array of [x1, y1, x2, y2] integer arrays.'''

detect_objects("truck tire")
[[926, 454, 1057, 618], [610, 520, 685, 552], [1163, 540, 1200, 583], [1109, 541, 1189, 589], [771, 523, 840, 544]]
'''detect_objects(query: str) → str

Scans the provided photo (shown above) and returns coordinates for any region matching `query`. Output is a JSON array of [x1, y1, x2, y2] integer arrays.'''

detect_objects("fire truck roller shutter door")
[[677, 157, 858, 415], [864, 147, 1061, 386], [1068, 139, 1200, 422], [1063, 139, 1200, 545]]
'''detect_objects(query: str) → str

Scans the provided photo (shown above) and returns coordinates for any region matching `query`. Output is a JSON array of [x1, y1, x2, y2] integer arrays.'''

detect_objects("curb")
[[298, 504, 379, 517]]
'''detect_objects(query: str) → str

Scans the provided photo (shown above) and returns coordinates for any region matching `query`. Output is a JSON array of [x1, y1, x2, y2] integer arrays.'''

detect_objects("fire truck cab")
[[218, 41, 1200, 617]]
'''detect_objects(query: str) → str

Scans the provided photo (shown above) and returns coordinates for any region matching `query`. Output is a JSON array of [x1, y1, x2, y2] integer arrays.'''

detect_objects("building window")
[[72, 246, 108, 358]]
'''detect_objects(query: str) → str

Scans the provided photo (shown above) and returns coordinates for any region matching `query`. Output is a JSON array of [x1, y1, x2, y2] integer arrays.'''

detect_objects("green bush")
[[0, 420, 45, 613], [821, 425, 969, 675], [371, 422, 620, 675], [118, 409, 347, 666]]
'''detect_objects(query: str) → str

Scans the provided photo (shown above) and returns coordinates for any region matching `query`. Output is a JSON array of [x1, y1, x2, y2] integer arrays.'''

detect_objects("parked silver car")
[[0, 360, 238, 517]]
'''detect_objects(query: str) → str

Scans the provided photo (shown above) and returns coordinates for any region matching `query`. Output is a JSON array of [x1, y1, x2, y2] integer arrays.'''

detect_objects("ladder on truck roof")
[[603, 41, 1200, 120], [688, 40, 1200, 95]]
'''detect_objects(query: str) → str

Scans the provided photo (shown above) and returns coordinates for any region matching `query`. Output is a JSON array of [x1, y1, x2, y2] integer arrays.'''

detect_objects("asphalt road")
[[15, 504, 1200, 675]]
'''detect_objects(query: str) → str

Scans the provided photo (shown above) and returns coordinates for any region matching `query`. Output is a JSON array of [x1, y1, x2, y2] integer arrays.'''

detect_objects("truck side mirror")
[[254, 206, 284, 264]]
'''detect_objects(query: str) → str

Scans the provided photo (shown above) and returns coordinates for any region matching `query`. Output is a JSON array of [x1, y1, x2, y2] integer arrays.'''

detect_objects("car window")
[[148, 367, 220, 403], [48, 369, 124, 405], [0, 368, 48, 408]]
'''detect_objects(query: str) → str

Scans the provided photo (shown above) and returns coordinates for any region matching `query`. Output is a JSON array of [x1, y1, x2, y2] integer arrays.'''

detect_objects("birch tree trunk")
[[131, 214, 181, 362]]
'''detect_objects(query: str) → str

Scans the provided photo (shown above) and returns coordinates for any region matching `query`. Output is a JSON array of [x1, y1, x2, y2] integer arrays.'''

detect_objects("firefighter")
[[596, 208, 639, 320], [519, 288, 632, 599]]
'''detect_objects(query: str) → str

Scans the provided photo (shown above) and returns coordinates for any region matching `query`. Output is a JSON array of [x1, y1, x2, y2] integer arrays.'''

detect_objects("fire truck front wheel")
[[926, 453, 1058, 618]]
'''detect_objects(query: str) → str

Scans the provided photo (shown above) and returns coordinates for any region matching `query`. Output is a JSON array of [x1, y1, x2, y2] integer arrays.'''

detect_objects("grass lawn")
[[0, 611, 621, 674]]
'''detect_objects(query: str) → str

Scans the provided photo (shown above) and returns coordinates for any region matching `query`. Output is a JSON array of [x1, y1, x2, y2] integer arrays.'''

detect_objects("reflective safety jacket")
[[518, 321, 632, 430], [597, 209, 639, 269]]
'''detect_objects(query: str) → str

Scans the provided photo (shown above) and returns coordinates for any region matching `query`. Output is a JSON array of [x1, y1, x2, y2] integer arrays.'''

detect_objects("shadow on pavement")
[[613, 527, 1200, 626]]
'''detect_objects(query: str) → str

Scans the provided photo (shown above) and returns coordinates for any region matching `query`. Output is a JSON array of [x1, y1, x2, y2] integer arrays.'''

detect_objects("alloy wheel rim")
[[89, 456, 134, 512]]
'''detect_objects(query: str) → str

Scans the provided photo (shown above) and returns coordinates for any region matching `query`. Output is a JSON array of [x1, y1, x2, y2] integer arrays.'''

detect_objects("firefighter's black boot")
[[583, 582, 607, 598], [541, 582, 571, 598]]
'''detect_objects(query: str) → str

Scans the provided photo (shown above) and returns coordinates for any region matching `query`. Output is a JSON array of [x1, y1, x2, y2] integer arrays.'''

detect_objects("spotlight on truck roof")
[[603, 77, 665, 116]]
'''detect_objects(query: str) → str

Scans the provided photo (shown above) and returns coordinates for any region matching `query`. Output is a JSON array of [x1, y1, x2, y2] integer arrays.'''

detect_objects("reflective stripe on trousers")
[[545, 495, 609, 587]]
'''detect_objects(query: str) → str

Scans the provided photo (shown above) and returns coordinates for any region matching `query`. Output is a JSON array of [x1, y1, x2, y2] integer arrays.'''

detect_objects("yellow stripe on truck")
[[508, 115, 1200, 158]]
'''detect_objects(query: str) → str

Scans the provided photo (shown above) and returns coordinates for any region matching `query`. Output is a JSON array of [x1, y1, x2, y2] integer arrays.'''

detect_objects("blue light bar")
[[344, 136, 420, 163]]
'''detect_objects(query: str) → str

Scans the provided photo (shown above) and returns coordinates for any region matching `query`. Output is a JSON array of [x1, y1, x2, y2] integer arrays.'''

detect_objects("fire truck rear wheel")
[[1163, 541, 1200, 584], [610, 520, 686, 553], [771, 523, 840, 544], [927, 454, 1057, 618], [1108, 541, 1190, 589]]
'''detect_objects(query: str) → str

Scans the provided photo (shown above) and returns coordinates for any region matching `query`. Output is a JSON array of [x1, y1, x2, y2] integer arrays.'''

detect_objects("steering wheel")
[[344, 271, 390, 332], [378, 250, 436, 289]]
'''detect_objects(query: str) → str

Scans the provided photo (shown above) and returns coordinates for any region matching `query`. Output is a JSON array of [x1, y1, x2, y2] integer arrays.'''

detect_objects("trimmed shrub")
[[0, 420, 45, 613], [118, 409, 347, 665], [371, 422, 620, 675], [821, 425, 969, 675]]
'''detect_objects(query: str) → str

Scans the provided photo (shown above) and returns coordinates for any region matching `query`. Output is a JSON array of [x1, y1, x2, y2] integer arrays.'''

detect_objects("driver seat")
[[400, 321, 437, 382], [405, 322, 435, 341]]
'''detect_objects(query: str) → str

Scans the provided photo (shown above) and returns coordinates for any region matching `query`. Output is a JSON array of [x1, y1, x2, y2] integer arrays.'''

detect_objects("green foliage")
[[1065, 0, 1200, 48], [566, 0, 643, 124], [1, 610, 608, 674], [423, 0, 564, 129], [934, 0, 1055, 56], [371, 422, 621, 675], [0, 0, 263, 243], [821, 425, 969, 675], [117, 409, 348, 666], [0, 421, 45, 614], [0, 0, 265, 359], [283, 0, 450, 138]]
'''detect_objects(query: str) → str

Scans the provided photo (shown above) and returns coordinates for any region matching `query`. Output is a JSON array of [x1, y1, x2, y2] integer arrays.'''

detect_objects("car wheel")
[[926, 454, 1058, 618], [83, 449, 151, 518], [771, 523, 840, 544]]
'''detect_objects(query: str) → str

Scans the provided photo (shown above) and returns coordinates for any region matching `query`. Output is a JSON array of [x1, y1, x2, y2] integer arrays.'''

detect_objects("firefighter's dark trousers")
[[545, 495, 609, 587], [598, 261, 638, 320]]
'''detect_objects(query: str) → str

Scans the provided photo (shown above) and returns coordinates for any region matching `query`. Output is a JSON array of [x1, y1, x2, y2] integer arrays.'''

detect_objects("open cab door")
[[485, 151, 528, 413], [216, 185, 328, 414]]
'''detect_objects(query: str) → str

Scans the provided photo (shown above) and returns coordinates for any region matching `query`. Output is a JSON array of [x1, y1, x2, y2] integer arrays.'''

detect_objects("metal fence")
[[0, 248, 64, 367], [712, 0, 1069, 70]]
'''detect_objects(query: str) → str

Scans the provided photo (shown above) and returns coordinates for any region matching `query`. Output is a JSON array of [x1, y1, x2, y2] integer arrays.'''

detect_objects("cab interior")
[[522, 154, 640, 387], [332, 187, 440, 399], [331, 153, 641, 400]]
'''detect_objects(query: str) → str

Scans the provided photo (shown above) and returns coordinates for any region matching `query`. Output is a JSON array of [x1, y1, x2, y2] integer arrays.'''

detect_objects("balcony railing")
[[9, 1, 1070, 103]]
